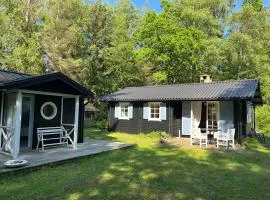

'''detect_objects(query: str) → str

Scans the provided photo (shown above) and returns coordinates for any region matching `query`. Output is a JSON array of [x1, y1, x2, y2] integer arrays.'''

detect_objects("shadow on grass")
[[84, 128, 117, 141], [0, 137, 269, 200]]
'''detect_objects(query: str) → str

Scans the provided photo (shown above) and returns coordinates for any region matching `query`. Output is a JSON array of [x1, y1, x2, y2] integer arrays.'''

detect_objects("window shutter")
[[128, 104, 133, 119], [143, 103, 149, 119], [114, 103, 120, 118], [160, 103, 167, 120]]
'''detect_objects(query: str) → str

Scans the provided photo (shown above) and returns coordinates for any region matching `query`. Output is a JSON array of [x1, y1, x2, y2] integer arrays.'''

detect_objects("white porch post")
[[73, 96, 80, 149], [13, 91, 22, 159], [0, 92, 4, 148]]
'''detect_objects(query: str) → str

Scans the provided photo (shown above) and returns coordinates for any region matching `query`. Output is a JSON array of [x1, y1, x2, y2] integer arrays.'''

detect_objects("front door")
[[172, 102, 182, 137], [207, 102, 219, 130], [20, 95, 34, 149], [192, 101, 219, 131]]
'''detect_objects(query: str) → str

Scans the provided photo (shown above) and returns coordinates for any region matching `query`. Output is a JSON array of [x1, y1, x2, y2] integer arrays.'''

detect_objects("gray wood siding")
[[33, 95, 84, 148], [182, 101, 191, 135], [109, 102, 141, 134], [108, 101, 180, 135], [219, 101, 234, 132]]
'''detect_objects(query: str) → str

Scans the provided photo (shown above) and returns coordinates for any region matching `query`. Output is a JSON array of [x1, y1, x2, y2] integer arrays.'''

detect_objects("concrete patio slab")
[[0, 139, 132, 174]]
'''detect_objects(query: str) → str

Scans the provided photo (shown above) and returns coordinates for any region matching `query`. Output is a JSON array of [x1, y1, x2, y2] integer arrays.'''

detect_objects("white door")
[[206, 102, 219, 130]]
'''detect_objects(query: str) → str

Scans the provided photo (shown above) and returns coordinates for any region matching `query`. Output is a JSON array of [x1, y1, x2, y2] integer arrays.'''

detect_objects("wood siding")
[[182, 101, 191, 135], [22, 79, 83, 95], [109, 101, 180, 135], [219, 101, 234, 132], [108, 100, 250, 140], [32, 94, 84, 148]]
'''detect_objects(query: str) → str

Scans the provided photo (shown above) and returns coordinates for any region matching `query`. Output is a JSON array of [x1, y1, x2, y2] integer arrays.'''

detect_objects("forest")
[[1, 0, 270, 132]]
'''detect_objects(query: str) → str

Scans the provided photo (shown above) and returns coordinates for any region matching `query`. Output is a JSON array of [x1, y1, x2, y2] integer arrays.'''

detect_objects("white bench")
[[36, 127, 69, 151]]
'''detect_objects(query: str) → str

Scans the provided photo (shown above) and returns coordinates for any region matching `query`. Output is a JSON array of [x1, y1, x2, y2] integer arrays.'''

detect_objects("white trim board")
[[20, 90, 81, 98]]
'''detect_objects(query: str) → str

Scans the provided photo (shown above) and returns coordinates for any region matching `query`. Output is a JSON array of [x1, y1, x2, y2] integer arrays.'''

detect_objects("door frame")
[[22, 94, 35, 149], [205, 101, 220, 130], [190, 101, 220, 132]]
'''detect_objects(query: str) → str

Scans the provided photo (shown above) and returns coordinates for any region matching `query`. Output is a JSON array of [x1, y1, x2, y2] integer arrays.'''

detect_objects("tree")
[[83, 1, 113, 96], [135, 1, 214, 84], [105, 0, 144, 91], [40, 0, 86, 82], [0, 0, 45, 74], [218, 2, 270, 102], [243, 0, 263, 10]]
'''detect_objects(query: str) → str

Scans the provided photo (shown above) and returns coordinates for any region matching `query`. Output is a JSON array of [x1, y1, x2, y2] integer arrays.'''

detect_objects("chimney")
[[200, 75, 212, 83]]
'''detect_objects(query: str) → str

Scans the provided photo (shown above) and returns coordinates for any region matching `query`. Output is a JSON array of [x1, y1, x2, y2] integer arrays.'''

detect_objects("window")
[[85, 111, 92, 119], [149, 103, 160, 120], [207, 103, 218, 130], [40, 102, 58, 120], [120, 103, 129, 119]]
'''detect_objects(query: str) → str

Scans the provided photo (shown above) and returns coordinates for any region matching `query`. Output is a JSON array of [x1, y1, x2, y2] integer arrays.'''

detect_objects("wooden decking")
[[0, 139, 132, 174]]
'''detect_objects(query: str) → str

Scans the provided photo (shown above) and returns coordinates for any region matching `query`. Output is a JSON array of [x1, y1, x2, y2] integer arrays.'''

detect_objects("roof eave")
[[1, 72, 93, 97]]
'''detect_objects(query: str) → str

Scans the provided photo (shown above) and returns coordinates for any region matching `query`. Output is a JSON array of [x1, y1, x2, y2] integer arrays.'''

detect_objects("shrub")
[[95, 119, 108, 130], [256, 104, 270, 135]]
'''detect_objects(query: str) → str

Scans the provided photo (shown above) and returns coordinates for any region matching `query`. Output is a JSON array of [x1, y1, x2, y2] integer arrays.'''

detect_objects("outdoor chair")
[[199, 131, 208, 148], [190, 128, 208, 148], [216, 128, 235, 149]]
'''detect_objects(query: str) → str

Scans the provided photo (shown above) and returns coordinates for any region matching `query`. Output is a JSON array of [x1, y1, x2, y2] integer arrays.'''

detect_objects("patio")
[[0, 138, 132, 173], [162, 137, 243, 150]]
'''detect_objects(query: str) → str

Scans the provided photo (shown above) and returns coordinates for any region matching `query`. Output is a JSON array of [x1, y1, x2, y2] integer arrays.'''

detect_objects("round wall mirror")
[[40, 102, 57, 120]]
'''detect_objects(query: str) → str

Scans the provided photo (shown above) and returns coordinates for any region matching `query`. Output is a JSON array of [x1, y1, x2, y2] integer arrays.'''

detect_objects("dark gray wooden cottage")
[[0, 69, 92, 158], [102, 79, 262, 140]]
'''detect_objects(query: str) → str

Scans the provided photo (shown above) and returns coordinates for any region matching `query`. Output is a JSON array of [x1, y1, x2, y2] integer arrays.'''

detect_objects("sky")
[[107, 0, 270, 12]]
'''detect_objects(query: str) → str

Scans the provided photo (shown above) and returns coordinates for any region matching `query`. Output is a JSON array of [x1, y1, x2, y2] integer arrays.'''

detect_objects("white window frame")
[[119, 102, 129, 120], [40, 101, 58, 120], [148, 102, 161, 121], [206, 102, 219, 130]]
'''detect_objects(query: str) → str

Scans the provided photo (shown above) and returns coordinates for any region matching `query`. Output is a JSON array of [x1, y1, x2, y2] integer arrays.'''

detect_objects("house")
[[102, 76, 262, 140], [0, 69, 92, 159], [84, 103, 98, 126]]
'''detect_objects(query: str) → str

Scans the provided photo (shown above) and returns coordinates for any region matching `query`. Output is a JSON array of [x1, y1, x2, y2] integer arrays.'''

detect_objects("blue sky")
[[107, 0, 270, 12]]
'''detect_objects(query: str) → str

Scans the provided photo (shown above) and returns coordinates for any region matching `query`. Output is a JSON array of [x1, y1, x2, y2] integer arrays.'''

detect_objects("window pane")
[[150, 103, 160, 118]]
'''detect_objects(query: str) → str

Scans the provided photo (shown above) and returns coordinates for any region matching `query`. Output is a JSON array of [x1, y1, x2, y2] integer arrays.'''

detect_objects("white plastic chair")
[[190, 128, 208, 148], [199, 131, 208, 148], [217, 128, 235, 149], [190, 128, 200, 146]]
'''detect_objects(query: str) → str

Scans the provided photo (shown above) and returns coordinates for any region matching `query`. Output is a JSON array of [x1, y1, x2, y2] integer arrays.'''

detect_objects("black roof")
[[0, 69, 32, 83], [0, 69, 92, 97], [102, 79, 262, 103]]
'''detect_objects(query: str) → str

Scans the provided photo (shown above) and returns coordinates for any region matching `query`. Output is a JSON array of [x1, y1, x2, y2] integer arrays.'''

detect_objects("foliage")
[[1, 129, 270, 199], [0, 0, 45, 74], [94, 119, 108, 130], [256, 105, 270, 135], [1, 0, 270, 123], [40, 0, 86, 82], [82, 1, 113, 96], [150, 71, 167, 85]]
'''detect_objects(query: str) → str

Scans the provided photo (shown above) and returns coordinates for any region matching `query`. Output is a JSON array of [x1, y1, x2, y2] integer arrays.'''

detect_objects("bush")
[[95, 119, 108, 130], [256, 104, 270, 135]]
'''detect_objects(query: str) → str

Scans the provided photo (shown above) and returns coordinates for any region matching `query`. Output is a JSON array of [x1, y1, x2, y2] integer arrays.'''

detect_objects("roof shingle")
[[102, 79, 260, 102], [0, 69, 32, 83]]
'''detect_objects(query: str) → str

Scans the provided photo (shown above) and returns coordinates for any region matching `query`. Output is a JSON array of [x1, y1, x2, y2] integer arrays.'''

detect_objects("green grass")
[[0, 128, 270, 200]]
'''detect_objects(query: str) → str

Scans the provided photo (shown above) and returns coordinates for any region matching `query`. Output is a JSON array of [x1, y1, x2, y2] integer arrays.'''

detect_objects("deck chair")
[[217, 128, 235, 149]]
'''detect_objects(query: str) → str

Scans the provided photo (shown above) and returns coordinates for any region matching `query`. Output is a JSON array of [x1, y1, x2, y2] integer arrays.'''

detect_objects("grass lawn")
[[0, 129, 270, 200]]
